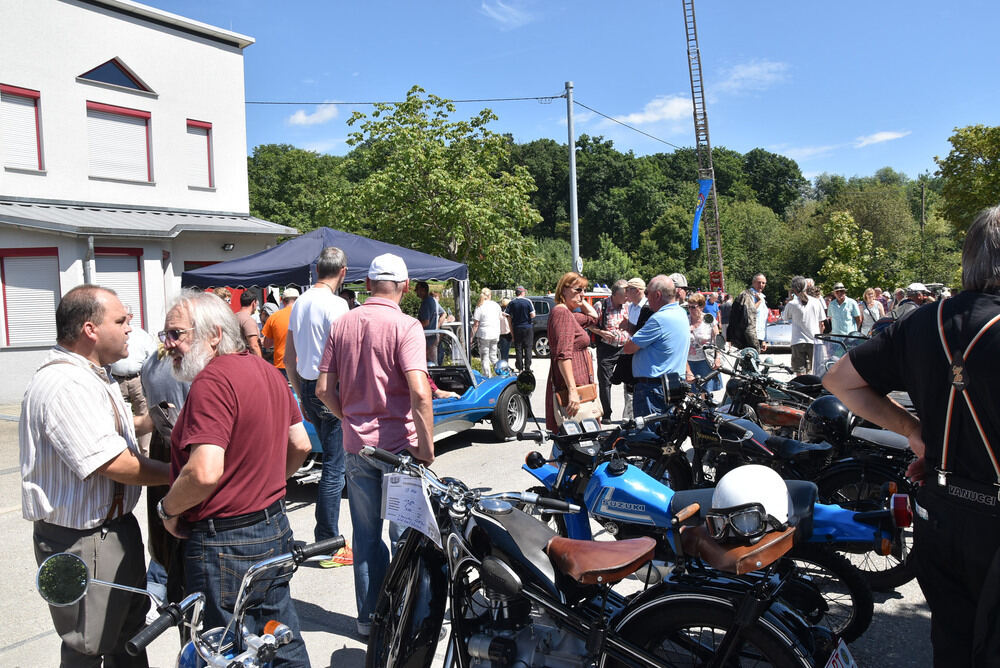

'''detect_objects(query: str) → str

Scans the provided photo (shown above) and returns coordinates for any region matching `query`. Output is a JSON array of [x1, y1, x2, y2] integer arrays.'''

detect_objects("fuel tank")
[[584, 461, 675, 527]]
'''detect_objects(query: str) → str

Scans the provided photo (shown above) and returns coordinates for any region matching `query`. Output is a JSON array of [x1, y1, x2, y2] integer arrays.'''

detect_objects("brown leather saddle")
[[546, 535, 656, 585]]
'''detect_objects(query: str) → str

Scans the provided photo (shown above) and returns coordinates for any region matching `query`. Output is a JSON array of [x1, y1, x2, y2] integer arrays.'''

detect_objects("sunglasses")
[[566, 286, 585, 293], [157, 328, 194, 343], [704, 502, 786, 542]]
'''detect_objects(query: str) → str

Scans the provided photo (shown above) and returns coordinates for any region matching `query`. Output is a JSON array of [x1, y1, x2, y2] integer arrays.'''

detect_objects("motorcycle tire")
[[610, 598, 811, 668], [786, 544, 873, 643], [816, 468, 916, 591]]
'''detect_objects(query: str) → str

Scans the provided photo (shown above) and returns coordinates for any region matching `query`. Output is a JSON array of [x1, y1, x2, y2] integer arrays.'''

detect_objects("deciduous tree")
[[935, 124, 1000, 231]]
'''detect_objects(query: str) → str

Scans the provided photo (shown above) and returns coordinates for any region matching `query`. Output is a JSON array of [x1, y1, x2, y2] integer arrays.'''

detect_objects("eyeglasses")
[[157, 328, 194, 343], [705, 502, 786, 542], [566, 286, 585, 294]]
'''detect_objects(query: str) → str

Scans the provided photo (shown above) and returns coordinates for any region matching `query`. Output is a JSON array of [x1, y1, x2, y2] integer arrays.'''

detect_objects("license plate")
[[824, 638, 857, 668]]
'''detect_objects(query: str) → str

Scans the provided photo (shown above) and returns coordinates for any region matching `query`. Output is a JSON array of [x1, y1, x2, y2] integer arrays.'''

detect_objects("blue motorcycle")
[[522, 413, 912, 643]]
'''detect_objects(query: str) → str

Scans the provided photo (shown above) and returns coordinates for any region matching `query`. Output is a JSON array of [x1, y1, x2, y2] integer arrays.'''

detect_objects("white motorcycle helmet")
[[708, 465, 791, 544]]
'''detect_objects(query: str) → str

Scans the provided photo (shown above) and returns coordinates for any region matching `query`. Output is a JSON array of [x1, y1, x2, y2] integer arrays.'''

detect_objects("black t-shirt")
[[506, 297, 535, 328], [849, 291, 1000, 484]]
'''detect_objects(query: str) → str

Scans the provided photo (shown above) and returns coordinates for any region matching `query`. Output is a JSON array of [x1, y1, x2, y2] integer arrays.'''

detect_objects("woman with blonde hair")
[[686, 292, 722, 391], [472, 287, 502, 377], [546, 272, 600, 429], [860, 287, 885, 336]]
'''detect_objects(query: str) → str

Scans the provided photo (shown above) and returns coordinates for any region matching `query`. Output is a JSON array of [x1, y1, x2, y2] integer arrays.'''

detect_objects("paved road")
[[0, 354, 931, 666]]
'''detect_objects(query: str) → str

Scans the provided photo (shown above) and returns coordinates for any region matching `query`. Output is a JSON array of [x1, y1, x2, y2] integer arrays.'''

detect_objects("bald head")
[[647, 274, 677, 310]]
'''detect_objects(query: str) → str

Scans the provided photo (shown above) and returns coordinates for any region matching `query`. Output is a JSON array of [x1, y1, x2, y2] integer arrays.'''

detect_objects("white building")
[[0, 0, 296, 402]]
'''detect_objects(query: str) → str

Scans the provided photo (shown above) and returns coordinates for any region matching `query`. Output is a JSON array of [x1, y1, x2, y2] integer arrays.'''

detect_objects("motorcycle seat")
[[546, 535, 655, 585], [851, 426, 910, 451], [679, 525, 797, 574], [765, 435, 832, 461]]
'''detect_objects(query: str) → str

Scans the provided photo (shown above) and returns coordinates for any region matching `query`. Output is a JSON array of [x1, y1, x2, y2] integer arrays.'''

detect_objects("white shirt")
[[109, 327, 158, 377], [627, 298, 648, 326], [753, 290, 768, 342], [288, 285, 349, 381], [20, 347, 141, 529], [473, 300, 503, 340], [783, 295, 823, 345]]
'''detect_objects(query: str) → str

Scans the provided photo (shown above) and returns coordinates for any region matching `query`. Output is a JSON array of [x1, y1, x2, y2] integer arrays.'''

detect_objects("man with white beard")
[[157, 289, 313, 666]]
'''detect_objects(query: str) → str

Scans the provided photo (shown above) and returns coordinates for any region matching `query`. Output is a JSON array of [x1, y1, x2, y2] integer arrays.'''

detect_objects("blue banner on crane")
[[690, 178, 713, 250]]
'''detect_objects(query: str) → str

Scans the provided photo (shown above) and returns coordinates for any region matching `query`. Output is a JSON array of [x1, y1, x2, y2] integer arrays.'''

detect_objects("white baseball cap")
[[368, 253, 409, 281], [282, 287, 300, 298]]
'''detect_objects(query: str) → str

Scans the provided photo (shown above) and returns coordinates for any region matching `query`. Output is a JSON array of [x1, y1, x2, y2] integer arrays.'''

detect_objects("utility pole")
[[565, 81, 582, 274]]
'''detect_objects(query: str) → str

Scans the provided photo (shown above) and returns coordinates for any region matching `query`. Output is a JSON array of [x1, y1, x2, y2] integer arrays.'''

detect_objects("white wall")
[[0, 0, 251, 213]]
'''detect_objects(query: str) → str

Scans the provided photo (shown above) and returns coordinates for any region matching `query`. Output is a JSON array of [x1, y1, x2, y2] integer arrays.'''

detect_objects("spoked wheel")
[[817, 468, 916, 591], [612, 598, 811, 667], [786, 545, 873, 642], [366, 555, 421, 667], [491, 384, 528, 439]]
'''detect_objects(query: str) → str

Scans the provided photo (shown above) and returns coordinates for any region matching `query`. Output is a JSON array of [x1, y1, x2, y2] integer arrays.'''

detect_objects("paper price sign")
[[381, 473, 442, 548]]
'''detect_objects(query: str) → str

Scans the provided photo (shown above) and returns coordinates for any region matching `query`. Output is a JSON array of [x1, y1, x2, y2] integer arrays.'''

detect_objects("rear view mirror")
[[703, 313, 715, 324], [37, 553, 89, 607], [516, 370, 536, 395]]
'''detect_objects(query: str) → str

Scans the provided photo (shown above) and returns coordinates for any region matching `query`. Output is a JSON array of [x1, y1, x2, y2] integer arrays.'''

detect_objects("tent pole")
[[458, 279, 470, 360]]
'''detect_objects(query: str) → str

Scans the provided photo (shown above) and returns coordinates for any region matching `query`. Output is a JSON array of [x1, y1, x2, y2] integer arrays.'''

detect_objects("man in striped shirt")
[[21, 285, 170, 667]]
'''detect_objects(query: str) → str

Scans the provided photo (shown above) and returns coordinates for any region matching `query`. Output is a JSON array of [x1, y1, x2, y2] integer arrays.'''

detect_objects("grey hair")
[[790, 276, 809, 304], [168, 289, 246, 355], [648, 274, 676, 302], [611, 279, 629, 294], [962, 205, 1000, 294], [316, 247, 347, 280]]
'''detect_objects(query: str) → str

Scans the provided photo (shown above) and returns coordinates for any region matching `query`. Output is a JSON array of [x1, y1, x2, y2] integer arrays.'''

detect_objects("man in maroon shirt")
[[158, 289, 313, 666]]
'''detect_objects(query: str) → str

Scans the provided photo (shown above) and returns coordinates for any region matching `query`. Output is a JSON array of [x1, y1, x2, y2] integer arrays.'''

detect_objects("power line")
[[573, 100, 684, 150], [246, 94, 565, 106]]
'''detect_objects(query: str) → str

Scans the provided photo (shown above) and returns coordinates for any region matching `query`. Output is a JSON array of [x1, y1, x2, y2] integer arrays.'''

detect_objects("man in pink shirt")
[[316, 253, 433, 637]]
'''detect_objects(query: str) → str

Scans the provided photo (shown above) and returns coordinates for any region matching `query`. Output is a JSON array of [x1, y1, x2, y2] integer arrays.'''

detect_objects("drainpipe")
[[83, 235, 94, 284]]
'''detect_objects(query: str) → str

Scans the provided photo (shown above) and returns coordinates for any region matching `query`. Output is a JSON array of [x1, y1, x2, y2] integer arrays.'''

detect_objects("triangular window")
[[79, 58, 151, 92]]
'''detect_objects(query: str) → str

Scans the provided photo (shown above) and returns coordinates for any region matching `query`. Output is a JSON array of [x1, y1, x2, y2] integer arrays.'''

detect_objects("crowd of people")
[[18, 202, 1000, 666]]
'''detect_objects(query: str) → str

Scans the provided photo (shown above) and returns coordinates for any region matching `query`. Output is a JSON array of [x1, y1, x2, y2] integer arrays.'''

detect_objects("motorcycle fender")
[[522, 462, 559, 488], [808, 502, 889, 546], [614, 579, 817, 661], [370, 529, 449, 668], [814, 458, 906, 492]]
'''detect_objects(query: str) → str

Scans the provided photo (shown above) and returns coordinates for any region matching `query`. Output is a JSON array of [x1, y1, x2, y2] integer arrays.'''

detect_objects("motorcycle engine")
[[467, 603, 587, 668]]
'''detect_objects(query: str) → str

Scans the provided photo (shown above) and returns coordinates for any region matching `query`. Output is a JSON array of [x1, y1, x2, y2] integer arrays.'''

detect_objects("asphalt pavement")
[[0, 353, 931, 666]]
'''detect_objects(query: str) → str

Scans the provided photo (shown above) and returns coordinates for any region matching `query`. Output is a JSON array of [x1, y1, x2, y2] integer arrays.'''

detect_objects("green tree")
[[526, 237, 572, 292], [324, 86, 542, 285], [817, 211, 872, 294], [247, 144, 346, 231], [829, 184, 916, 286], [718, 199, 784, 299], [583, 234, 636, 286], [509, 138, 569, 238], [935, 125, 1000, 231], [742, 148, 808, 216]]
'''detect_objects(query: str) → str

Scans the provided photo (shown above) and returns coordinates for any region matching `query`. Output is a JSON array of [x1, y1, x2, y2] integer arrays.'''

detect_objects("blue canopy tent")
[[181, 227, 471, 345]]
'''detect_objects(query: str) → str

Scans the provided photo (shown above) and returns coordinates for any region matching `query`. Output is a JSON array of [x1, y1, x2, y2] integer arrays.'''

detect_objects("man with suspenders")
[[824, 205, 1000, 666]]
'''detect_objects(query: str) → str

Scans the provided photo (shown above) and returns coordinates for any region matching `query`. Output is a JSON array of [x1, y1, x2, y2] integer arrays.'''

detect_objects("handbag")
[[555, 382, 598, 406]]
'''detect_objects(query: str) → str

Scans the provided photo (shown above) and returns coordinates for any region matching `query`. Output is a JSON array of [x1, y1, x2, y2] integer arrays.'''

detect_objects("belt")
[[190, 499, 285, 533], [113, 371, 140, 381], [634, 377, 662, 384]]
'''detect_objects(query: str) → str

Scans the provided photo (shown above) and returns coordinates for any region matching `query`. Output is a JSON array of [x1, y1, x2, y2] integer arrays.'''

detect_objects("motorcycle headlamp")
[[705, 502, 787, 543]]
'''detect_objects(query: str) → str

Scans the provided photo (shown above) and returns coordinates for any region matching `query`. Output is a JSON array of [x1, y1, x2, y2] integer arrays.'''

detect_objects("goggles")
[[705, 502, 786, 542]]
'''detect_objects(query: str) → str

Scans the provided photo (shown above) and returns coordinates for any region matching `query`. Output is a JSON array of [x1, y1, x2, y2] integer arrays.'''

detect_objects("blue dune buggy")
[[294, 329, 530, 483]]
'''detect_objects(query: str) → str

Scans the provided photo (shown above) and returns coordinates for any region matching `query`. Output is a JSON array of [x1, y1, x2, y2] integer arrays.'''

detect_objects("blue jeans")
[[184, 507, 309, 667], [300, 379, 345, 543], [346, 452, 404, 624], [632, 379, 667, 440]]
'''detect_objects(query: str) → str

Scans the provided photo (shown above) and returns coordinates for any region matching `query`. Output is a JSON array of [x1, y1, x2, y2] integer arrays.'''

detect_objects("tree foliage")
[[247, 144, 346, 231], [935, 124, 1000, 231], [322, 86, 541, 286], [818, 211, 872, 294]]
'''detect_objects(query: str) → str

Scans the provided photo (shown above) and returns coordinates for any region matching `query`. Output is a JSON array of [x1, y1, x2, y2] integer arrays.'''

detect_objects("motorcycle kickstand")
[[707, 582, 772, 668]]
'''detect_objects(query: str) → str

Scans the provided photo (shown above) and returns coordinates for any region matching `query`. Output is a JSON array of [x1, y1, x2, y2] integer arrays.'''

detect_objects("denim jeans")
[[345, 452, 404, 625], [632, 379, 667, 440], [184, 507, 309, 667], [300, 379, 345, 543]]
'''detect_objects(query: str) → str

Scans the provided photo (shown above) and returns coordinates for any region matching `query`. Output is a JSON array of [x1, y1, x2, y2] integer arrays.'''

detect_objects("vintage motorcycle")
[[35, 536, 345, 667], [362, 445, 845, 668]]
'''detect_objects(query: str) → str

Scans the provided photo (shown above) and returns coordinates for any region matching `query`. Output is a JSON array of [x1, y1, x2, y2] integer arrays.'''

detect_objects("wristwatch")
[[156, 498, 178, 521]]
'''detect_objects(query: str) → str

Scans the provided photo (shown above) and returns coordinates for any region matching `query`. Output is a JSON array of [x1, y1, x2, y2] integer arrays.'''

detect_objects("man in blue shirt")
[[624, 274, 690, 418], [828, 282, 862, 335], [505, 286, 535, 372]]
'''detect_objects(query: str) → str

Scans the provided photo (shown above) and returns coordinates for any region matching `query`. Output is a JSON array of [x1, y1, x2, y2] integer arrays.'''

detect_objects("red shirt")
[[170, 352, 301, 521], [545, 304, 596, 430], [318, 297, 427, 454]]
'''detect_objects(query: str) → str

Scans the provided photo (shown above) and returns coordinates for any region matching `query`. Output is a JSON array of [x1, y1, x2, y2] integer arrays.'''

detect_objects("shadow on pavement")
[[295, 598, 359, 637], [327, 646, 366, 668]]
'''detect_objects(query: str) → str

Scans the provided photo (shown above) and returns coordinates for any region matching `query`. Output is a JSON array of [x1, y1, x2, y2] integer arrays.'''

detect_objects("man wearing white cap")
[[891, 282, 931, 321], [261, 286, 299, 379], [828, 282, 862, 335], [316, 253, 434, 637]]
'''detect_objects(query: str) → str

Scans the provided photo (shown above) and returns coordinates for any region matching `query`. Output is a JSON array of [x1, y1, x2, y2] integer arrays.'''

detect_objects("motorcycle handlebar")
[[127, 593, 201, 656], [362, 446, 403, 467], [294, 536, 346, 563], [515, 490, 579, 513]]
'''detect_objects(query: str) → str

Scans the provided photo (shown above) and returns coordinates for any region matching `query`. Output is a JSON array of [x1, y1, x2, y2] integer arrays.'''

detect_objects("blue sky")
[[151, 0, 999, 181]]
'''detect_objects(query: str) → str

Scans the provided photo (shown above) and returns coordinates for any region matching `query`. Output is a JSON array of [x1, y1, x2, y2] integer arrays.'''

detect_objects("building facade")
[[0, 0, 295, 402]]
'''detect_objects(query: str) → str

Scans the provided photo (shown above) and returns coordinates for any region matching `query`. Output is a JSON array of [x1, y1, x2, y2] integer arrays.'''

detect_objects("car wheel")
[[533, 334, 550, 358], [491, 384, 528, 439]]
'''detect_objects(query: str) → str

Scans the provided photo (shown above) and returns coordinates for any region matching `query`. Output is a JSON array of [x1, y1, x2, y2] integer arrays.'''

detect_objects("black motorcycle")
[[362, 446, 842, 668]]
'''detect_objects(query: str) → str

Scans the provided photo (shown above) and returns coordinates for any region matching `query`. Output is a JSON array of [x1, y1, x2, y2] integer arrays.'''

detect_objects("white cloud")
[[612, 95, 691, 125], [778, 144, 841, 162], [715, 60, 789, 95], [287, 102, 339, 126], [480, 0, 533, 30], [854, 130, 911, 148]]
